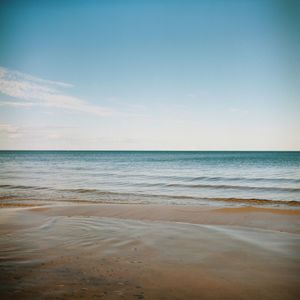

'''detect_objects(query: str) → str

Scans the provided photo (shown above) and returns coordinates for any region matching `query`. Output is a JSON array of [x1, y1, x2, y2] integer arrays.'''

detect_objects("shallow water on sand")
[[0, 209, 299, 299]]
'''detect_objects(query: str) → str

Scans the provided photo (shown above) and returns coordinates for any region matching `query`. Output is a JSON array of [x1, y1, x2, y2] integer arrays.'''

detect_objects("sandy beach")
[[0, 204, 299, 300], [1, 0, 300, 297]]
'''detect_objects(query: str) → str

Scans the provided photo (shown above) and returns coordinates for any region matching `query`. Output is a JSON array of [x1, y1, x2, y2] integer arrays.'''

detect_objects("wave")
[[166, 183, 300, 193], [0, 184, 50, 190], [2, 181, 300, 193], [112, 174, 300, 184], [1, 182, 300, 196], [1, 184, 300, 207], [188, 176, 300, 183], [46, 188, 300, 206], [1, 194, 299, 207], [202, 197, 300, 206]]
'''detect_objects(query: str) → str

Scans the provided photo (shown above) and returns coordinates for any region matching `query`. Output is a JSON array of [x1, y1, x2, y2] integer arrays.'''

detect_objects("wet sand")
[[0, 204, 299, 299]]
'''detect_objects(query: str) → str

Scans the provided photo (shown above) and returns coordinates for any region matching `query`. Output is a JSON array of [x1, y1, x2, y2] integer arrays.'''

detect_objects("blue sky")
[[0, 0, 299, 150]]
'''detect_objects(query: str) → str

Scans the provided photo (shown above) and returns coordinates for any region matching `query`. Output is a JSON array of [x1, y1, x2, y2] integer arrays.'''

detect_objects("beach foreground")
[[0, 204, 299, 300]]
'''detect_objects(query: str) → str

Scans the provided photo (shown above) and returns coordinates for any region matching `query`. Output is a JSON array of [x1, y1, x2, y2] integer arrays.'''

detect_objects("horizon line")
[[0, 149, 299, 152]]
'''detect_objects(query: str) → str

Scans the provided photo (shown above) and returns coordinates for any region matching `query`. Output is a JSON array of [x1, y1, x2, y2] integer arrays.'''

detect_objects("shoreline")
[[1, 194, 300, 208], [1, 202, 299, 232]]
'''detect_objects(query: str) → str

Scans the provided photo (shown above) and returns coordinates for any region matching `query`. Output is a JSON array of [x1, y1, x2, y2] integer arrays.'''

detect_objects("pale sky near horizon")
[[0, 0, 299, 150]]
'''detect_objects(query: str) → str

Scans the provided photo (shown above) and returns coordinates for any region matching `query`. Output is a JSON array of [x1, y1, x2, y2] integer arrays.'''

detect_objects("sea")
[[0, 151, 299, 207]]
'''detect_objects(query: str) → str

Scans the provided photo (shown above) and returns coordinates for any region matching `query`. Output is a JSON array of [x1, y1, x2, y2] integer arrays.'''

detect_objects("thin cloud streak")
[[0, 66, 115, 116], [0, 101, 36, 107], [0, 122, 77, 139], [0, 67, 73, 88], [0, 123, 19, 134]]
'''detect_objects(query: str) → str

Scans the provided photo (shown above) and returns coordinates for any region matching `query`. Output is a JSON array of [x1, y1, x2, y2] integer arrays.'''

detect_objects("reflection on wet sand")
[[0, 204, 299, 299]]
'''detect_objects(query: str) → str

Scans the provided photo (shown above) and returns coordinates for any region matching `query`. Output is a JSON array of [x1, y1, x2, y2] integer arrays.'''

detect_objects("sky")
[[0, 0, 299, 150]]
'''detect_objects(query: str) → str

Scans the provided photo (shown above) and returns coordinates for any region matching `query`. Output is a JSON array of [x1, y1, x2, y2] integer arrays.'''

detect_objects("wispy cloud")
[[0, 123, 19, 133], [0, 122, 77, 139], [0, 101, 36, 107], [0, 66, 115, 116], [0, 123, 22, 138]]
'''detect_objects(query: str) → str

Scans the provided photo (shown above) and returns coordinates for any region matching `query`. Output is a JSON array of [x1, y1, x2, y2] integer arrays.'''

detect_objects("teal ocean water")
[[0, 151, 299, 207]]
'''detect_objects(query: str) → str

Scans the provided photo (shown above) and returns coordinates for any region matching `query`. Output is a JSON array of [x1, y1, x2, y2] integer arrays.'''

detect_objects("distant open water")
[[0, 151, 299, 207]]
